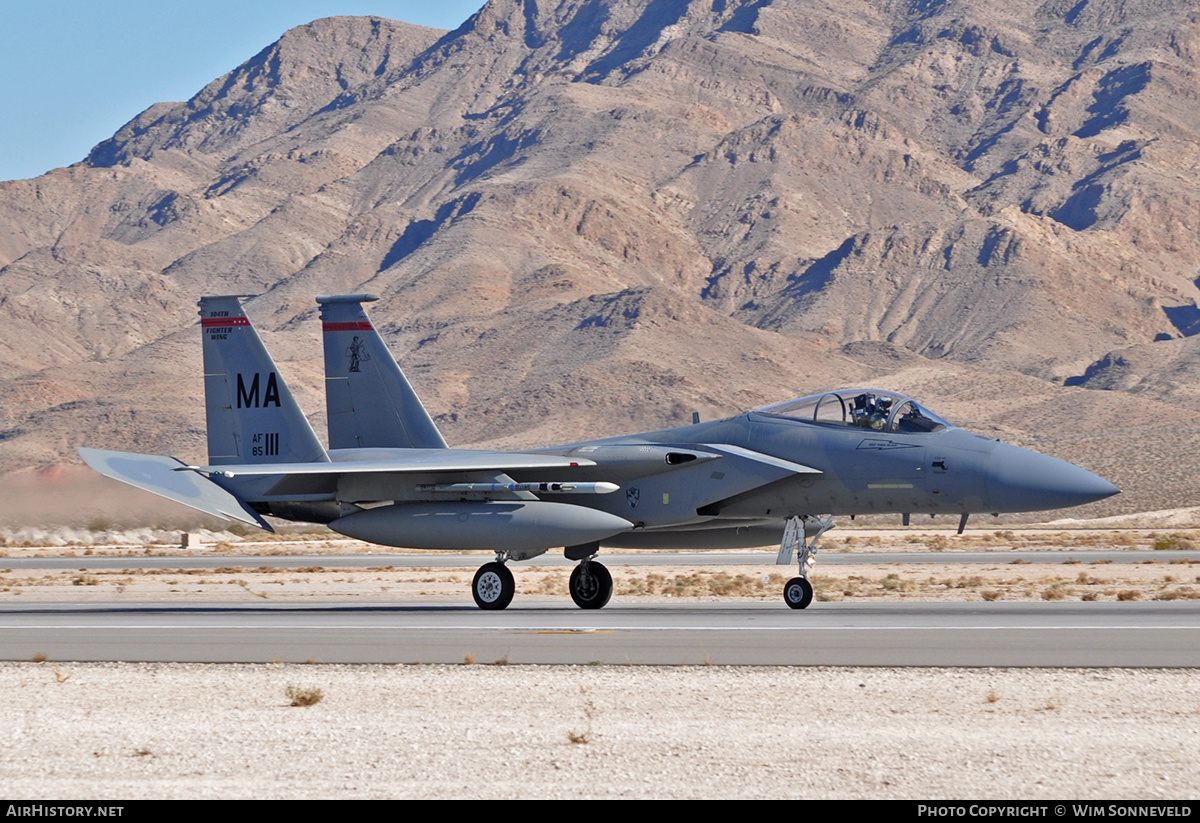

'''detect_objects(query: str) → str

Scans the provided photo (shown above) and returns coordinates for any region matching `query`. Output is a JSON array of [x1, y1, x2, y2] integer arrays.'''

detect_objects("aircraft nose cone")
[[986, 443, 1120, 513]]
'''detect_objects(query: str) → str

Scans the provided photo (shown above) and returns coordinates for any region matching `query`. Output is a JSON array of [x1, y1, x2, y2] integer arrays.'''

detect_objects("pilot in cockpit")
[[851, 393, 892, 430]]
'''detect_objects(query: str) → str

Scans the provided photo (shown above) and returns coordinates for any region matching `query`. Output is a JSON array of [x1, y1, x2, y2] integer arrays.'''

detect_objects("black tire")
[[472, 562, 515, 610], [783, 576, 813, 610], [569, 561, 613, 609]]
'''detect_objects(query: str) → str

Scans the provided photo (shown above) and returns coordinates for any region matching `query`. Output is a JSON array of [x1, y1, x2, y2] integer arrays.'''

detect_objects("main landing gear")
[[569, 558, 613, 609], [469, 549, 614, 611], [472, 561, 515, 610], [777, 515, 834, 610]]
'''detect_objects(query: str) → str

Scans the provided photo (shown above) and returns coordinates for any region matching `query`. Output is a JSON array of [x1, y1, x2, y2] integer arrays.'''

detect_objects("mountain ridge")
[[1, 0, 1199, 519]]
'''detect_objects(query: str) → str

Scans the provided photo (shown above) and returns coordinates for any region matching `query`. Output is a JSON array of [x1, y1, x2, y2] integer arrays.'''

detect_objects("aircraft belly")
[[602, 524, 785, 550]]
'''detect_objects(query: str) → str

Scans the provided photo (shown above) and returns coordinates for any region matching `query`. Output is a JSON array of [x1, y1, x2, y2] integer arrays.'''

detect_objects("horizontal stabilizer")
[[79, 447, 273, 531], [189, 449, 599, 477]]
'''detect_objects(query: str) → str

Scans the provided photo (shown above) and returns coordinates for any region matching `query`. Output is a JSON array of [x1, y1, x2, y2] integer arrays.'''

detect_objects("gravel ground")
[[1, 663, 1197, 799]]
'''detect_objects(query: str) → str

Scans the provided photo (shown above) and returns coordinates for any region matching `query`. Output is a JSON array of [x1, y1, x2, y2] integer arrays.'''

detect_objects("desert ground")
[[1, 662, 1197, 799], [0, 524, 1197, 798]]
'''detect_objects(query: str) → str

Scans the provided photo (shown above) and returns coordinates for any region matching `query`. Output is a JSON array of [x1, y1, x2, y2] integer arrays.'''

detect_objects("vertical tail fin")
[[317, 294, 447, 450], [199, 295, 329, 466]]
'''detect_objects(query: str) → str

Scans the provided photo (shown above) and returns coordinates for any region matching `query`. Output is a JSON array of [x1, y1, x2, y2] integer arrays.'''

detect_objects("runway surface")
[[1, 549, 1188, 569], [2, 600, 1197, 666]]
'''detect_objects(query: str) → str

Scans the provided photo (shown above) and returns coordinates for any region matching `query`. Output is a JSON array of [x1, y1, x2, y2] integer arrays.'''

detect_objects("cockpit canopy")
[[757, 390, 951, 434]]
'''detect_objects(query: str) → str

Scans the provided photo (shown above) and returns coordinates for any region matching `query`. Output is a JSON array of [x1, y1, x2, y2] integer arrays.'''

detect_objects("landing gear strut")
[[569, 558, 613, 609], [778, 515, 834, 610], [472, 560, 515, 610]]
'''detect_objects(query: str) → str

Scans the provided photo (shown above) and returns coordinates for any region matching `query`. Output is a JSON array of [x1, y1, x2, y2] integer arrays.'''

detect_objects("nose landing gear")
[[778, 515, 834, 610], [783, 576, 813, 609]]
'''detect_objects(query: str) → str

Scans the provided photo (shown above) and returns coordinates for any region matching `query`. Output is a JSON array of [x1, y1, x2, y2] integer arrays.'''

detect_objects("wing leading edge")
[[185, 449, 598, 477]]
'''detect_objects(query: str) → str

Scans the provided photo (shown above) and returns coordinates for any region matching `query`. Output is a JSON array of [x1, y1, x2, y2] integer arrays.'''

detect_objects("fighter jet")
[[80, 294, 1119, 610]]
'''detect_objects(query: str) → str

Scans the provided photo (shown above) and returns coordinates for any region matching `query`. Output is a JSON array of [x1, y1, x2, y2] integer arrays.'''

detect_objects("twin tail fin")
[[317, 294, 447, 450], [199, 295, 329, 466]]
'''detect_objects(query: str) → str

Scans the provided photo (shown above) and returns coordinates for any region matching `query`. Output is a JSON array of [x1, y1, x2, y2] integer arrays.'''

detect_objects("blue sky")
[[0, 1, 486, 182]]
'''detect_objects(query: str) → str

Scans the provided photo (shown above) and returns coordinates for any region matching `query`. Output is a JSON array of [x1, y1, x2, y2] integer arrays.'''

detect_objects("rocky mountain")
[[2, 0, 1200, 521]]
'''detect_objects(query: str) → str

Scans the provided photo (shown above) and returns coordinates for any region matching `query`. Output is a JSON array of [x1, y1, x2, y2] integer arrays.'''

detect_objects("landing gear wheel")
[[473, 562, 515, 610], [569, 561, 613, 610], [783, 576, 813, 610]]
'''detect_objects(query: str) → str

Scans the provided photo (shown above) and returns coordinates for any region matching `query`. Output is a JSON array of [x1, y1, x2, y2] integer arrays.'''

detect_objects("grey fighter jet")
[[80, 295, 1119, 610]]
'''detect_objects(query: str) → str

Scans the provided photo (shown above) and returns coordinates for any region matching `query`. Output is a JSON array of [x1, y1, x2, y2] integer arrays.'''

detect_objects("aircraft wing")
[[533, 442, 820, 487], [698, 444, 821, 475], [187, 449, 598, 477], [78, 447, 273, 530]]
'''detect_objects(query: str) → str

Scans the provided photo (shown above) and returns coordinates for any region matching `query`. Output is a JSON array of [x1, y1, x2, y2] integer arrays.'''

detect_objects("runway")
[[1, 549, 1189, 569], [2, 600, 1197, 666]]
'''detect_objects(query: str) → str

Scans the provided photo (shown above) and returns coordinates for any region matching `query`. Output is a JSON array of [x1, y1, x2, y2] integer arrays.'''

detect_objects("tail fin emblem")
[[347, 336, 370, 373]]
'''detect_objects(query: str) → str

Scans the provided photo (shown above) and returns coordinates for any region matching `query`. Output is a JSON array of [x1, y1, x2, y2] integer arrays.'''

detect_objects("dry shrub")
[[1156, 587, 1200, 601], [285, 685, 323, 707], [568, 686, 594, 744], [1042, 584, 1068, 601], [1154, 533, 1197, 551], [618, 571, 774, 598], [537, 575, 567, 595]]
